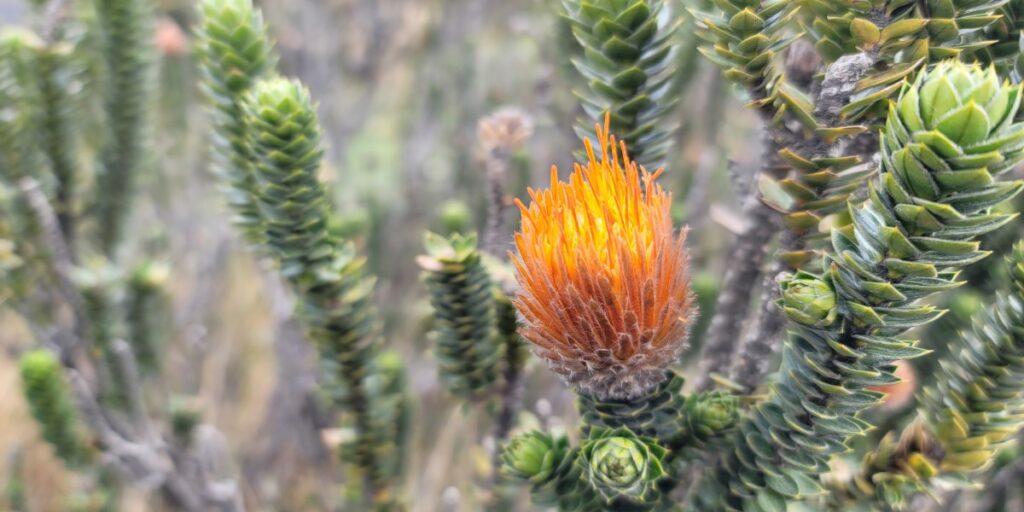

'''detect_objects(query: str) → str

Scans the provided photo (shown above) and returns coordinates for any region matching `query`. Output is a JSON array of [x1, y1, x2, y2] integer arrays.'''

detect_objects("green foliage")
[[829, 241, 1024, 509], [693, 0, 814, 127], [800, 0, 1011, 122], [562, 0, 681, 167], [243, 78, 331, 282], [760, 153, 877, 268], [920, 241, 1024, 472], [577, 372, 687, 453], [74, 263, 119, 353], [362, 350, 412, 488], [240, 76, 403, 505], [0, 29, 42, 183], [93, 0, 153, 255], [696, 61, 1024, 511], [977, 0, 1024, 80], [579, 426, 668, 510], [419, 232, 502, 400], [197, 0, 276, 244], [19, 350, 90, 468], [802, 0, 1006, 64]]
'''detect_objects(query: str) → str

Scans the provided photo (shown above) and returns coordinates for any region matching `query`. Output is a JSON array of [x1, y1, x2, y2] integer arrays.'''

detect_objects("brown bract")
[[511, 118, 694, 400]]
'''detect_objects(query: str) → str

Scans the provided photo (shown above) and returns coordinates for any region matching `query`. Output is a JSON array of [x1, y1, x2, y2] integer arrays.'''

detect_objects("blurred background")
[[0, 0, 766, 510]]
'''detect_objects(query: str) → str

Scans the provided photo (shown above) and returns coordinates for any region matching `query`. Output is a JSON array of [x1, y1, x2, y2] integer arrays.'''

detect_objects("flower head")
[[512, 118, 694, 400]]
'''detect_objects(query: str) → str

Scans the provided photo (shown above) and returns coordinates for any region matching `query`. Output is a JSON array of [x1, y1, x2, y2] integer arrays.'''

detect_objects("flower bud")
[[580, 427, 667, 506], [501, 431, 565, 483], [780, 271, 837, 327], [685, 391, 740, 440]]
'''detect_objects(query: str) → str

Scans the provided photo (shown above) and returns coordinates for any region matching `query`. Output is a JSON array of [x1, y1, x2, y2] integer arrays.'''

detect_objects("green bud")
[[780, 271, 838, 327], [169, 396, 202, 443], [580, 427, 667, 507], [591, 438, 644, 487], [438, 199, 471, 235], [501, 431, 566, 483], [685, 391, 740, 441]]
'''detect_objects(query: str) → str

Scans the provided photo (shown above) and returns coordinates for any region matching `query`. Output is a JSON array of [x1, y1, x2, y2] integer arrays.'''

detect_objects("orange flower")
[[869, 360, 917, 411], [512, 118, 694, 400]]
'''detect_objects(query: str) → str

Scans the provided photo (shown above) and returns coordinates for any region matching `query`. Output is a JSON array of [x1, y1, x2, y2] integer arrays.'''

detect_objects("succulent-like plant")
[[242, 76, 395, 498], [802, 0, 1006, 64], [693, 0, 813, 125], [93, 0, 153, 255], [197, 0, 275, 243], [579, 426, 668, 509], [35, 42, 78, 244], [418, 232, 503, 400], [778, 271, 838, 328], [561, 0, 680, 167], [502, 431, 569, 483], [920, 240, 1024, 472], [501, 431, 599, 510], [682, 390, 740, 448], [19, 350, 90, 468], [0, 29, 42, 183], [977, 1, 1024, 80], [125, 262, 170, 372], [695, 60, 1024, 512]]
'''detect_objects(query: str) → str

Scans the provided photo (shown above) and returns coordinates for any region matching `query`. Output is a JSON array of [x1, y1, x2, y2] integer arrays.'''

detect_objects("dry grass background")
[[0, 0, 761, 510]]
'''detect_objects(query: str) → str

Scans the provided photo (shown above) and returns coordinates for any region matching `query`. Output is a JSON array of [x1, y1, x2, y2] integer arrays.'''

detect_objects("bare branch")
[[110, 340, 152, 438], [728, 53, 878, 392], [17, 177, 88, 359]]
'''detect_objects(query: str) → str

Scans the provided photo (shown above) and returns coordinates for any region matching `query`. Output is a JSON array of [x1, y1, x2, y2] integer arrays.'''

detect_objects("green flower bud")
[[780, 271, 838, 327], [591, 438, 644, 487], [580, 427, 667, 507], [684, 391, 740, 442], [438, 199, 471, 235], [501, 431, 567, 484], [169, 396, 202, 443]]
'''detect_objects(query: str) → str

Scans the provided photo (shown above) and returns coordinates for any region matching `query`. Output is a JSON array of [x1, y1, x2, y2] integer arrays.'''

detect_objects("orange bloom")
[[869, 360, 917, 411], [512, 118, 694, 400]]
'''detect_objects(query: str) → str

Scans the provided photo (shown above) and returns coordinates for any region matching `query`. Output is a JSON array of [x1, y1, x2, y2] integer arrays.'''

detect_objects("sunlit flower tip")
[[511, 118, 695, 400]]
